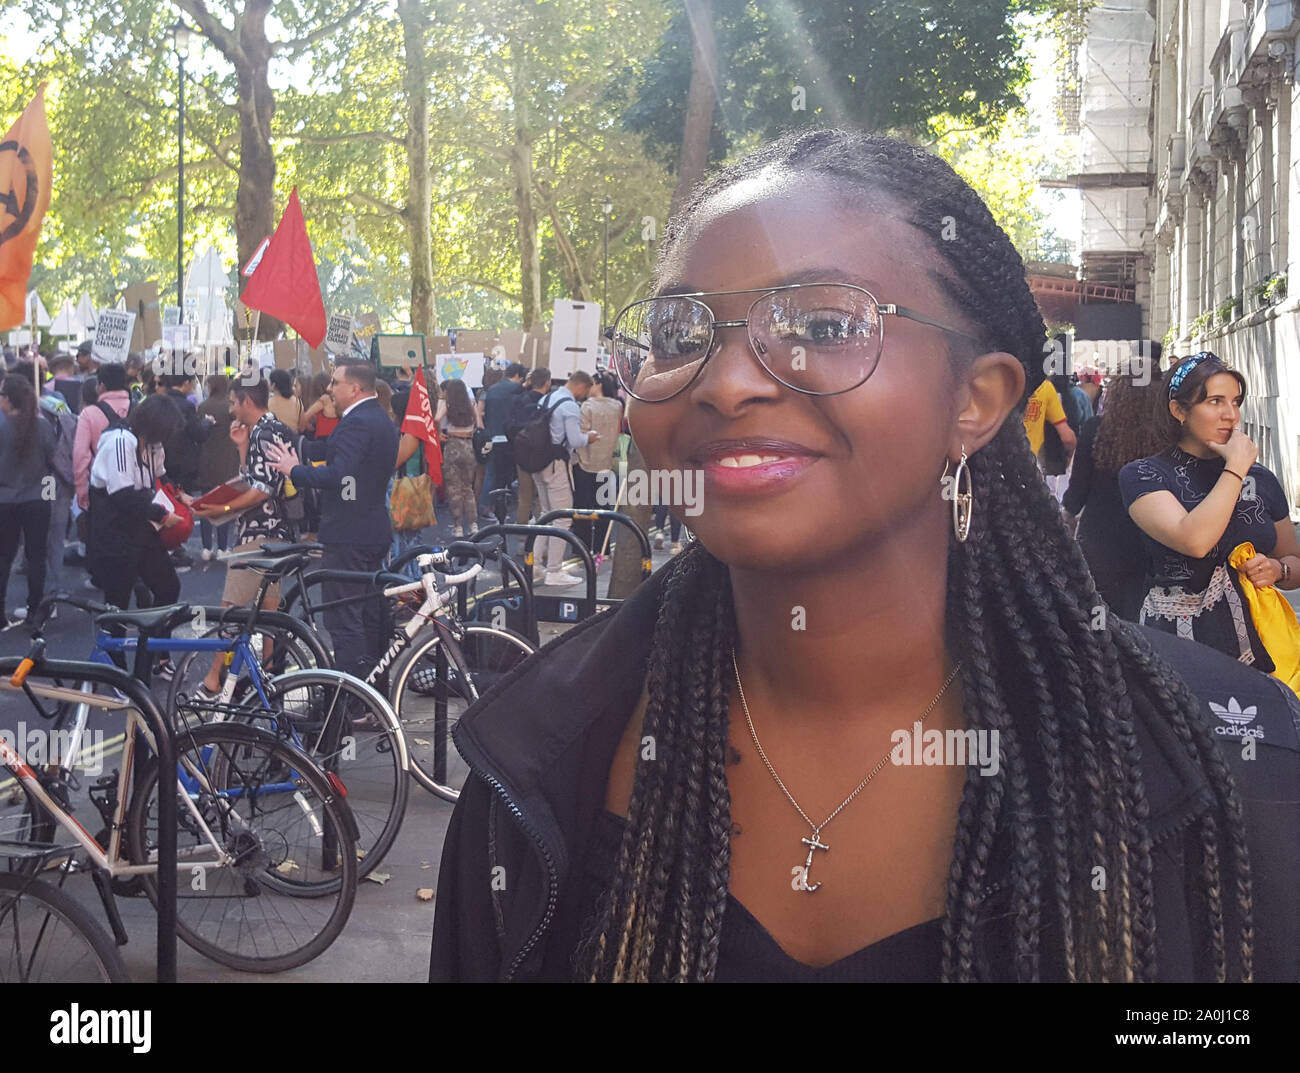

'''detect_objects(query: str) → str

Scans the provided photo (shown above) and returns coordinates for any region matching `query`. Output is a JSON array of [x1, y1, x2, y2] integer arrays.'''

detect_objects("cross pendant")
[[797, 833, 829, 893]]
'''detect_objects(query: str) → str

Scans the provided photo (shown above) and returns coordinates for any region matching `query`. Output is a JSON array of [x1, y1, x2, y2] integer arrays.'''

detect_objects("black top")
[[1118, 446, 1289, 590], [561, 808, 942, 982], [1063, 416, 1148, 620], [430, 556, 1300, 983]]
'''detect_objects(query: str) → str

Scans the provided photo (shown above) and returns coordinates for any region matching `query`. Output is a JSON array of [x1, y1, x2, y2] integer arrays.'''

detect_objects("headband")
[[1167, 352, 1215, 400]]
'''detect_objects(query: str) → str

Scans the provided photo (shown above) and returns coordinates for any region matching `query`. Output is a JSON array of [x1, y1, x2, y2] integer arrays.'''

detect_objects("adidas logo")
[[1208, 698, 1264, 739]]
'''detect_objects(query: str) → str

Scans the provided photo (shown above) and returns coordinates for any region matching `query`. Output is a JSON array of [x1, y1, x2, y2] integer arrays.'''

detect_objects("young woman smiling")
[[430, 130, 1299, 983]]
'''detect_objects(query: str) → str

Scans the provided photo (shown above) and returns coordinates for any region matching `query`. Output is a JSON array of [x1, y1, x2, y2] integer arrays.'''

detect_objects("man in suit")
[[266, 359, 399, 679]]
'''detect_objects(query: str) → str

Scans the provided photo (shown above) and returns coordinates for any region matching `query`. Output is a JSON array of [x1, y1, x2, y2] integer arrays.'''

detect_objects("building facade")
[[1146, 0, 1300, 510]]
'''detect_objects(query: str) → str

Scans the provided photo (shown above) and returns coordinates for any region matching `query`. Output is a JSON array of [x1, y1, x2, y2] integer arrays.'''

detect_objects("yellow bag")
[[391, 473, 437, 532], [1228, 542, 1300, 697]]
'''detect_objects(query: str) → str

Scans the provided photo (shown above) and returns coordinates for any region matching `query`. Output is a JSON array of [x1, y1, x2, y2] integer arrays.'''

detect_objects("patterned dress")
[[1118, 446, 1290, 669]]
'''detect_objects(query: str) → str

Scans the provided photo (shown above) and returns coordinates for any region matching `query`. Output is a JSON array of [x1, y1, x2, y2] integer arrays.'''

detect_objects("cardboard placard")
[[231, 298, 261, 342], [121, 282, 162, 352], [298, 339, 331, 376], [354, 312, 381, 340], [434, 351, 484, 390], [426, 335, 451, 357], [549, 299, 600, 378], [273, 340, 299, 370], [92, 310, 136, 364], [453, 330, 496, 355], [376, 333, 426, 369]]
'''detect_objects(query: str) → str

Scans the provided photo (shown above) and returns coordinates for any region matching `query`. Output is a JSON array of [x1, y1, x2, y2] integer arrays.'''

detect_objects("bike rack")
[[469, 523, 604, 630], [533, 509, 654, 593], [0, 657, 178, 984]]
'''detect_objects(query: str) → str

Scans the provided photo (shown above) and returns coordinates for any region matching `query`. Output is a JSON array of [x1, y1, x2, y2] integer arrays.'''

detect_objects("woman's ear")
[[1167, 398, 1185, 424], [951, 351, 1026, 457]]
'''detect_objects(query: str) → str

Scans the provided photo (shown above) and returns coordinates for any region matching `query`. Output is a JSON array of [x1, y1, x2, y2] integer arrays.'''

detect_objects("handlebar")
[[30, 592, 114, 633]]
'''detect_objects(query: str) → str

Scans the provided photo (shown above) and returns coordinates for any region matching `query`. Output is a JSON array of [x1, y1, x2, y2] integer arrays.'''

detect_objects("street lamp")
[[601, 195, 613, 333], [172, 20, 192, 311]]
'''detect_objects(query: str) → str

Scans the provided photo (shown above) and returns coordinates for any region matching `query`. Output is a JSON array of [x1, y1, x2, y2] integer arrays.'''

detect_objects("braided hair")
[[577, 128, 1252, 983]]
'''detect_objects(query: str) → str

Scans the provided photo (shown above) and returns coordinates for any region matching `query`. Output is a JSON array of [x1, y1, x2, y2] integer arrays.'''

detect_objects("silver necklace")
[[731, 649, 962, 893]]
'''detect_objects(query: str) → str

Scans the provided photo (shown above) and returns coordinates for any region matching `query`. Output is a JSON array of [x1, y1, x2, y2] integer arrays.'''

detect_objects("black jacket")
[[161, 388, 211, 492], [430, 563, 1300, 982], [290, 396, 398, 546]]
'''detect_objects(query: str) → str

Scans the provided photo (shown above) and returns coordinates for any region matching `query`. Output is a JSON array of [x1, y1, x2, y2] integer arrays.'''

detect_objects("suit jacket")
[[290, 395, 398, 546]]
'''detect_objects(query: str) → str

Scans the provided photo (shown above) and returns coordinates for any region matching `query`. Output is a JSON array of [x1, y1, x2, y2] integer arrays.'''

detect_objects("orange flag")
[[0, 86, 53, 332], [401, 366, 444, 485]]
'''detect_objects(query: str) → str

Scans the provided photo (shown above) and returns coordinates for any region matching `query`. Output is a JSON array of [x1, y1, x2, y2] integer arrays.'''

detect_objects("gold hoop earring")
[[941, 447, 973, 543]]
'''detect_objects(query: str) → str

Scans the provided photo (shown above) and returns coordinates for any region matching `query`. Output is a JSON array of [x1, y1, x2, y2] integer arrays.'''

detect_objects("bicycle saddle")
[[229, 553, 312, 578], [96, 604, 193, 635], [259, 540, 324, 557]]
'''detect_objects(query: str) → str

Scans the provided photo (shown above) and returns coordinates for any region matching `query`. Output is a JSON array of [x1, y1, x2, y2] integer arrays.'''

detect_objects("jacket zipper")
[[476, 768, 560, 982]]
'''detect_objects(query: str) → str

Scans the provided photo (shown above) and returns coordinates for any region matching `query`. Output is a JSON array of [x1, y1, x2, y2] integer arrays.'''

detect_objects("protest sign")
[[163, 305, 181, 328], [273, 339, 298, 370], [325, 311, 354, 355], [377, 333, 426, 369], [434, 351, 483, 390], [549, 299, 600, 378], [92, 309, 136, 364], [121, 282, 162, 351]]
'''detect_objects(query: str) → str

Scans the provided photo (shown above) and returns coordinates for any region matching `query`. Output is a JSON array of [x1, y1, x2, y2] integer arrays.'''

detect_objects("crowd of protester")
[[4, 336, 1296, 695]]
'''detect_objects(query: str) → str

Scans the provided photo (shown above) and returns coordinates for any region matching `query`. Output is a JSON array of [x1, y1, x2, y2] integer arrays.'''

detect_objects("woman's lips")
[[699, 452, 819, 495]]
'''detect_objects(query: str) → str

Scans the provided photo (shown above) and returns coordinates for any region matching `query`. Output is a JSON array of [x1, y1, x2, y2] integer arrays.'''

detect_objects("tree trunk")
[[509, 44, 543, 333], [608, 437, 656, 599], [233, 0, 281, 339], [398, 0, 435, 336], [669, 0, 718, 220]]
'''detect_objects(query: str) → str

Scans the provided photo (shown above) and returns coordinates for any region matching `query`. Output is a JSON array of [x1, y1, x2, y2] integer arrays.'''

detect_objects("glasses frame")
[[607, 281, 983, 403]]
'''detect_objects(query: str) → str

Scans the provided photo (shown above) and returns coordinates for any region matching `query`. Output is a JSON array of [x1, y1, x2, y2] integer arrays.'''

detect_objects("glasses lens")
[[750, 285, 881, 394], [611, 297, 713, 401]]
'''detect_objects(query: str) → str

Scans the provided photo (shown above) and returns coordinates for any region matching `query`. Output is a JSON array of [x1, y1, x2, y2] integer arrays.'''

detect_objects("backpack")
[[504, 390, 541, 442], [41, 406, 77, 488], [95, 399, 130, 432], [511, 392, 568, 473]]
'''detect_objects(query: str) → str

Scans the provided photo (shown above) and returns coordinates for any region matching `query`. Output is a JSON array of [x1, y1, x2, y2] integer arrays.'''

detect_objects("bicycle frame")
[[0, 702, 232, 880]]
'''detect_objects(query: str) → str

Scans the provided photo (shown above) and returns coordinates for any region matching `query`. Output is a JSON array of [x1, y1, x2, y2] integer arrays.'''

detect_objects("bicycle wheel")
[[252, 670, 408, 878], [0, 872, 129, 982], [167, 621, 322, 730], [390, 624, 536, 801], [126, 723, 358, 974]]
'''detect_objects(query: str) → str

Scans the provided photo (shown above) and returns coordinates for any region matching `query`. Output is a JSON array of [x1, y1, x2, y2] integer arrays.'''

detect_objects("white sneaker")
[[670, 542, 682, 555], [653, 531, 665, 550], [542, 569, 582, 588], [200, 548, 214, 562]]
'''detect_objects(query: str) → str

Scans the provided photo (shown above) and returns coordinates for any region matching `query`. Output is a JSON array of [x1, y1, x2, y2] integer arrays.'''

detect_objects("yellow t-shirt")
[[1023, 380, 1067, 455]]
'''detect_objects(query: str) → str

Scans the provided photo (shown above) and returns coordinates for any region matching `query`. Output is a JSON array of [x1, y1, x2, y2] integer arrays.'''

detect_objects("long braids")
[[579, 128, 1252, 983]]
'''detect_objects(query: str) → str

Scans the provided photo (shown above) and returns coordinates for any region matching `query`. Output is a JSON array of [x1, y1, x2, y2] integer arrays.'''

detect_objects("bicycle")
[[269, 541, 538, 800], [33, 583, 407, 881], [0, 629, 359, 973]]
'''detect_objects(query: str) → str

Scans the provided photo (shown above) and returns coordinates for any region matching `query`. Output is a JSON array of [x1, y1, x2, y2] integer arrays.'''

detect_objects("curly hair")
[[1091, 374, 1170, 473], [576, 128, 1252, 983]]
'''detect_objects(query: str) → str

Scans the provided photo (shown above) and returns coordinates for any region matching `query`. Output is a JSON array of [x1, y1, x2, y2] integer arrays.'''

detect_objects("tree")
[[626, 0, 1072, 204]]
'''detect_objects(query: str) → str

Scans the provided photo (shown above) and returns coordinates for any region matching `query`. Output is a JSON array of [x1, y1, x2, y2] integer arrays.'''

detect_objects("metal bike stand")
[[469, 523, 602, 632], [532, 509, 654, 594], [0, 658, 179, 984]]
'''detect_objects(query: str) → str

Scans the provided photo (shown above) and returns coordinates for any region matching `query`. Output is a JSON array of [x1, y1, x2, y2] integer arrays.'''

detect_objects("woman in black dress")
[[1063, 371, 1168, 620], [431, 132, 1299, 983], [1120, 353, 1300, 669]]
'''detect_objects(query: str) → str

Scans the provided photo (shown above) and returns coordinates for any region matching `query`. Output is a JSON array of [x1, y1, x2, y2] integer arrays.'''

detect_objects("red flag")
[[401, 367, 444, 485], [239, 187, 327, 347], [0, 86, 53, 332]]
